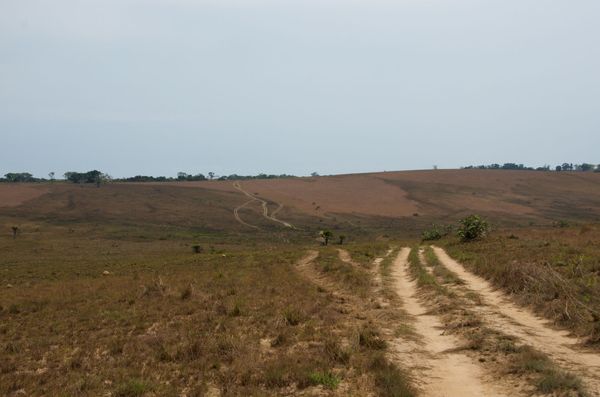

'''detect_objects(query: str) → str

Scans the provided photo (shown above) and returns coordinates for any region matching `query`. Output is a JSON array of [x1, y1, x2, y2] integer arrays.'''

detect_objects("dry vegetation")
[[409, 246, 588, 396], [443, 224, 600, 344], [0, 215, 417, 396], [2, 170, 600, 396]]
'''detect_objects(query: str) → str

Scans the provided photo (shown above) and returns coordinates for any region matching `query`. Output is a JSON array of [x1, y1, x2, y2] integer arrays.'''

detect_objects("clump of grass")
[[282, 307, 304, 326], [323, 338, 351, 364], [511, 346, 587, 395], [270, 333, 287, 348], [180, 284, 192, 300], [537, 370, 585, 395], [229, 302, 242, 317], [307, 371, 340, 389], [370, 353, 416, 397], [358, 327, 386, 350], [140, 277, 168, 298], [114, 379, 152, 397], [263, 365, 288, 388]]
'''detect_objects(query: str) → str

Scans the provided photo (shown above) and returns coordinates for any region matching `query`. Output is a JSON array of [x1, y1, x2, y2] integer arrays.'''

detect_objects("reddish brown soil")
[[181, 169, 600, 223], [0, 184, 49, 207], [2, 170, 599, 229]]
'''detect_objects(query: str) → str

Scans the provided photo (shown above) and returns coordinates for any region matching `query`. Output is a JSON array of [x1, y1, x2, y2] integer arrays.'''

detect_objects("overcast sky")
[[1, 0, 599, 178]]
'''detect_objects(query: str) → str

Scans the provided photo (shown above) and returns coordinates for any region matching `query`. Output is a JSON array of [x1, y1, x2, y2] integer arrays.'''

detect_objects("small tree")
[[48, 172, 55, 181], [208, 172, 215, 180], [320, 230, 332, 246], [338, 235, 346, 245], [11, 226, 18, 239], [457, 215, 489, 242]]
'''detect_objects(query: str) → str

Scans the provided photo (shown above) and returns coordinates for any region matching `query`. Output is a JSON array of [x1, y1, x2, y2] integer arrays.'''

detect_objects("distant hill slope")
[[2, 170, 599, 234]]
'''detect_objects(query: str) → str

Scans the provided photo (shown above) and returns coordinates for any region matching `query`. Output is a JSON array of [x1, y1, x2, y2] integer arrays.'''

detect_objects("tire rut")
[[432, 246, 600, 395], [232, 182, 295, 229], [390, 248, 512, 397]]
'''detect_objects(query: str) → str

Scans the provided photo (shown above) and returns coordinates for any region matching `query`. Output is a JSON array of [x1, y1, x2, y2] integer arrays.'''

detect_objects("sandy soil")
[[433, 246, 600, 395], [0, 185, 49, 207], [390, 248, 512, 397]]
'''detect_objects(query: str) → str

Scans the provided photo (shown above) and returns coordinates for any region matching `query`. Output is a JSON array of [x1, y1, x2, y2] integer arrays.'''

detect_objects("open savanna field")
[[2, 169, 600, 396]]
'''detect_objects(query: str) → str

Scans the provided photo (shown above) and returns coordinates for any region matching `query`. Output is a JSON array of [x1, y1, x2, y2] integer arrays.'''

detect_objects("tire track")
[[232, 182, 295, 229], [390, 248, 511, 397], [233, 199, 260, 229], [432, 246, 600, 395]]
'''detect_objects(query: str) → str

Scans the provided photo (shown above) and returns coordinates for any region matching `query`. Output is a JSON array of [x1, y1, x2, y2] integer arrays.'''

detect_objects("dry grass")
[[407, 246, 589, 396], [443, 224, 600, 344], [0, 214, 417, 396]]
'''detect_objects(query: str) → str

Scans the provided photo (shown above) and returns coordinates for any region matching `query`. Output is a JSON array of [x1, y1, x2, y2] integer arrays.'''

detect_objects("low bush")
[[457, 215, 489, 242]]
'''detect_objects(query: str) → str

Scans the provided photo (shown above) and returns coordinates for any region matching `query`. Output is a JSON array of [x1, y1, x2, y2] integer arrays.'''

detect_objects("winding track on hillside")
[[232, 182, 295, 229], [233, 199, 260, 229], [432, 246, 600, 395]]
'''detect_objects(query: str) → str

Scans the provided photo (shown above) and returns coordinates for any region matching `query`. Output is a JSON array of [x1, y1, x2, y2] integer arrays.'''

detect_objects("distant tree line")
[[462, 163, 600, 172], [63, 170, 110, 184], [1, 172, 40, 182], [0, 170, 297, 183], [114, 172, 296, 182]]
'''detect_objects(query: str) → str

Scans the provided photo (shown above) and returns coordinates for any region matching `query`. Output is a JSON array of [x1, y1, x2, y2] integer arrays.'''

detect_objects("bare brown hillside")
[[1, 169, 599, 233]]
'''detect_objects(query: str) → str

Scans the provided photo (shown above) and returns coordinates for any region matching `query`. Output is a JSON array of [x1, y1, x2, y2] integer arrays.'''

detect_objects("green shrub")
[[421, 224, 452, 241], [421, 227, 442, 241], [114, 380, 151, 397], [457, 215, 489, 242], [308, 371, 340, 389]]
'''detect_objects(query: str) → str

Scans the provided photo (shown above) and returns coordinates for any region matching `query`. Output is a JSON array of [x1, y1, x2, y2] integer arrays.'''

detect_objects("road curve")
[[232, 182, 295, 229]]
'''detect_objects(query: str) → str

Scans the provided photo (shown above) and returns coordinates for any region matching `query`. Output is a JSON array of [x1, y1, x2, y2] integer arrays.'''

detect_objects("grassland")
[[0, 214, 415, 396], [2, 169, 600, 396], [442, 224, 600, 344]]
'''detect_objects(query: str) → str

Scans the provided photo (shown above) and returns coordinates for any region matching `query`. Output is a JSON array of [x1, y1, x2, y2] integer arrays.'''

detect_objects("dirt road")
[[431, 246, 600, 395], [390, 248, 512, 397], [232, 182, 295, 229]]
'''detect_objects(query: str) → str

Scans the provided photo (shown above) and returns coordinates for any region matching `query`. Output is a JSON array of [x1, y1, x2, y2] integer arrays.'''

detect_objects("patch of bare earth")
[[433, 246, 600, 395], [0, 185, 49, 207]]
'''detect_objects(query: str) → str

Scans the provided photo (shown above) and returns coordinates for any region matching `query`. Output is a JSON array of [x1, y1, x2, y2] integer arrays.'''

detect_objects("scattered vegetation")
[[319, 230, 333, 246], [444, 224, 600, 343], [408, 246, 589, 396], [421, 224, 452, 242], [457, 215, 490, 242]]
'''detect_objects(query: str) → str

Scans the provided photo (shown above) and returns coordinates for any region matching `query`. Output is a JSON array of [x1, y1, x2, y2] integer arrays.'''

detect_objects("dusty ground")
[[0, 185, 48, 207]]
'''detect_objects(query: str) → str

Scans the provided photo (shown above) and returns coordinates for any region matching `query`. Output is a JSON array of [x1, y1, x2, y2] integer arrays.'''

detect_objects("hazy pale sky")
[[1, 0, 599, 178]]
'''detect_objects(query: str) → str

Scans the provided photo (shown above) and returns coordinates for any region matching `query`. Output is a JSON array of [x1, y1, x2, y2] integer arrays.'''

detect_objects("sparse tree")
[[311, 172, 319, 177], [208, 172, 215, 180], [338, 235, 346, 245], [320, 230, 332, 246], [48, 172, 55, 181], [11, 226, 18, 239], [177, 172, 188, 181]]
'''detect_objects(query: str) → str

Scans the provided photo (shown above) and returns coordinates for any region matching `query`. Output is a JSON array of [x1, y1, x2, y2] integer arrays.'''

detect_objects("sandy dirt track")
[[390, 248, 512, 397], [433, 246, 600, 395], [232, 182, 294, 229]]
